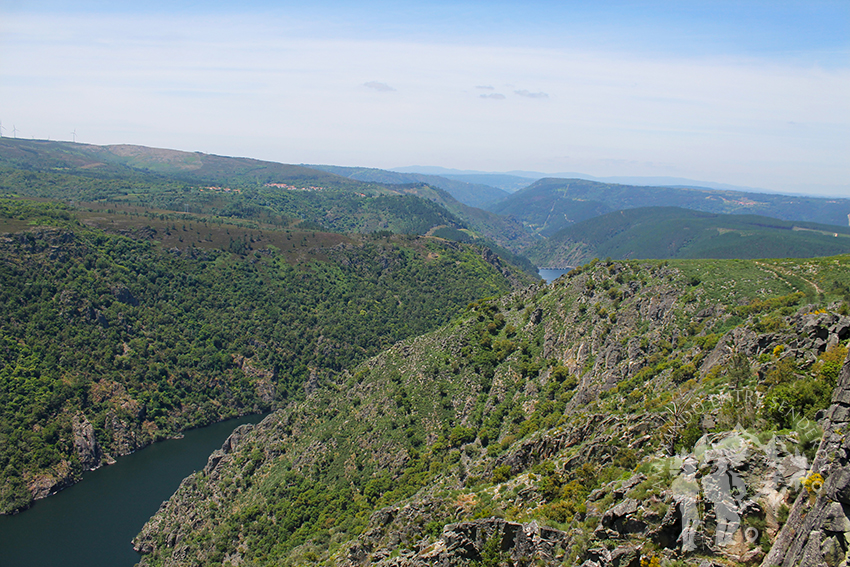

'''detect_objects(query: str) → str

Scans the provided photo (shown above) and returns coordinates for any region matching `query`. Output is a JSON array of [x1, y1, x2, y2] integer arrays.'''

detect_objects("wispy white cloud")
[[514, 89, 548, 99], [480, 93, 505, 100], [363, 81, 395, 92], [475, 85, 495, 90]]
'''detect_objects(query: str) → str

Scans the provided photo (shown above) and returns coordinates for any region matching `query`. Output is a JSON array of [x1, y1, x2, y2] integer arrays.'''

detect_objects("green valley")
[[3, 139, 850, 567], [0, 197, 533, 514]]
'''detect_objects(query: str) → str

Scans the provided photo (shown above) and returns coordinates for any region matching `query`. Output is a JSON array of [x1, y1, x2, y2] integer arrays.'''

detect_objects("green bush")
[[762, 379, 832, 429], [449, 426, 477, 447], [492, 465, 512, 483]]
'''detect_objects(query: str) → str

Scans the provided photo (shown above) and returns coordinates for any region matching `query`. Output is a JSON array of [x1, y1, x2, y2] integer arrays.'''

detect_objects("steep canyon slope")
[[135, 256, 850, 566], [0, 198, 533, 514]]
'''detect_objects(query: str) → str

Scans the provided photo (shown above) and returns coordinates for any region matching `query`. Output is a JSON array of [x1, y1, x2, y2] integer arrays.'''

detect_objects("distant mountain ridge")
[[486, 177, 850, 237], [4, 139, 849, 271], [0, 139, 356, 188], [304, 164, 510, 208], [525, 206, 850, 266], [0, 138, 537, 274], [391, 165, 780, 194]]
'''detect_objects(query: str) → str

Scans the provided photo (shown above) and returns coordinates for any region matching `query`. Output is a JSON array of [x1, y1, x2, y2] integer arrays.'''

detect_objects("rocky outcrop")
[[795, 311, 850, 354], [581, 545, 642, 567], [17, 414, 104, 507], [24, 460, 75, 500], [346, 518, 569, 567], [233, 355, 276, 403], [761, 347, 850, 567], [436, 519, 567, 565], [72, 413, 103, 470], [203, 423, 254, 480], [133, 422, 259, 558]]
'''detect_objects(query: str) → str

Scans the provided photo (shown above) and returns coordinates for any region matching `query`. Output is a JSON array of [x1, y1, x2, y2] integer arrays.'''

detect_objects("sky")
[[0, 1, 848, 196]]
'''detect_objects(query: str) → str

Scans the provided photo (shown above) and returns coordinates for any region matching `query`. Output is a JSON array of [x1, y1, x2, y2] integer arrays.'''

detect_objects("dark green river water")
[[0, 413, 267, 567]]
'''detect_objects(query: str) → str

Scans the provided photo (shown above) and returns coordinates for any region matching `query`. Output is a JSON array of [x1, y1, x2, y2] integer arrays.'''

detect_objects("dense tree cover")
[[0, 140, 541, 277], [0, 199, 525, 513], [525, 206, 850, 267], [0, 166, 462, 236]]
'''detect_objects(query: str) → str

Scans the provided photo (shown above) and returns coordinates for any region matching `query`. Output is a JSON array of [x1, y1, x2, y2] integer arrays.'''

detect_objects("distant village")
[[264, 182, 324, 191], [200, 184, 325, 193], [200, 183, 368, 197]]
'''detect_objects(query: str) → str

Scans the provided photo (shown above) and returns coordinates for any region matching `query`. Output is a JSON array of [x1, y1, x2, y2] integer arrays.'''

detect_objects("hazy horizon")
[[1, 1, 848, 197]]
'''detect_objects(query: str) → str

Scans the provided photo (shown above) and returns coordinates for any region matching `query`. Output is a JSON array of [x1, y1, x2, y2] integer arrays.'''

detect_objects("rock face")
[[133, 422, 257, 559], [761, 347, 850, 567], [72, 413, 104, 471], [25, 461, 74, 500], [796, 312, 850, 354], [435, 519, 567, 565], [20, 414, 104, 506], [345, 517, 569, 567]]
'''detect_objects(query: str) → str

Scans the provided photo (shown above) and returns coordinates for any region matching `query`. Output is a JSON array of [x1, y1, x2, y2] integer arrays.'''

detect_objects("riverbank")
[[0, 413, 267, 567]]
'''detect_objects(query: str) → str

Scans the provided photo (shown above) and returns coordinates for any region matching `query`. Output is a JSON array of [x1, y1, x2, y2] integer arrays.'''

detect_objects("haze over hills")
[[525, 206, 850, 267], [305, 165, 510, 208], [391, 166, 781, 195], [486, 177, 850, 237], [391, 167, 539, 193], [4, 137, 850, 272], [3, 138, 849, 270]]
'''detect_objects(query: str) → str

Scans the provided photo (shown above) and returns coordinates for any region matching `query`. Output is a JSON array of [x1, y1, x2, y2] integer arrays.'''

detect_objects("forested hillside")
[[305, 165, 510, 208], [0, 138, 540, 276], [487, 178, 850, 236], [0, 197, 533, 514], [135, 255, 850, 566], [525, 207, 850, 267], [4, 139, 850, 566]]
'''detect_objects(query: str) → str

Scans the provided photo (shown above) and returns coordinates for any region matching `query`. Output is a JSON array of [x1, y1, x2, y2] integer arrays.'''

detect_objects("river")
[[0, 413, 267, 567], [538, 267, 573, 283]]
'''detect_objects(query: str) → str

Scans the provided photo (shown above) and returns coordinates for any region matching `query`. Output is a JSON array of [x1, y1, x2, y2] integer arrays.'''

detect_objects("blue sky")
[[1, 1, 848, 195]]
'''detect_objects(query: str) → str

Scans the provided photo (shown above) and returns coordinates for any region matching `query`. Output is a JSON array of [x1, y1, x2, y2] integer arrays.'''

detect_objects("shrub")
[[803, 472, 824, 494], [762, 379, 831, 429], [449, 426, 476, 447], [671, 363, 696, 384], [492, 465, 512, 483]]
